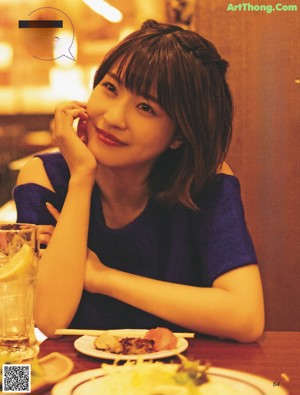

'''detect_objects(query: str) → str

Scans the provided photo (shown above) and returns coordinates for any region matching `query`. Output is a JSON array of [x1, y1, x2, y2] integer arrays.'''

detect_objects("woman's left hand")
[[38, 225, 55, 256], [38, 203, 60, 256], [53, 101, 97, 181]]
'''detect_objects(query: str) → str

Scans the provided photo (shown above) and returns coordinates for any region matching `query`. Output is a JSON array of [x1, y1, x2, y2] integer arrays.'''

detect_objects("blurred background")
[[0, 0, 299, 332]]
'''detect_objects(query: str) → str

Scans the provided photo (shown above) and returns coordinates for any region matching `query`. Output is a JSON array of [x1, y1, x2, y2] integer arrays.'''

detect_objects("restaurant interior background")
[[0, 0, 299, 332]]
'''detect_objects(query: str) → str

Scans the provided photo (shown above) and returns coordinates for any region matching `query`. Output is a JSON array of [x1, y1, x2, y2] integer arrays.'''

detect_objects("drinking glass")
[[0, 223, 39, 361]]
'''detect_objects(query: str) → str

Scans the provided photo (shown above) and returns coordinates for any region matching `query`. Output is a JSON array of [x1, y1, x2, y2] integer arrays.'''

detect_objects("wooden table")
[[39, 331, 299, 394]]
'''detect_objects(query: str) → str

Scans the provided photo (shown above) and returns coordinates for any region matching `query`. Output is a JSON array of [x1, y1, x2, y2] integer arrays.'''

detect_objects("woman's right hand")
[[53, 101, 97, 182]]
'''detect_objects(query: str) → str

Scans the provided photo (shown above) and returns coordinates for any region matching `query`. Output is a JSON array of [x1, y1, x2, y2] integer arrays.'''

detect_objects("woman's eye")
[[138, 103, 155, 115], [101, 82, 117, 94]]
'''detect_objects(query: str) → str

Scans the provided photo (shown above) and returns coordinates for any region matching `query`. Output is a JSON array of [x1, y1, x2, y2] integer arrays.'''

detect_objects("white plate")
[[74, 334, 189, 360], [52, 365, 288, 395]]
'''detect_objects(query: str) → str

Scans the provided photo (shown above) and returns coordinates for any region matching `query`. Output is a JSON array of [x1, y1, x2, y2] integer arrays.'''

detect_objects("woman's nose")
[[102, 97, 127, 129]]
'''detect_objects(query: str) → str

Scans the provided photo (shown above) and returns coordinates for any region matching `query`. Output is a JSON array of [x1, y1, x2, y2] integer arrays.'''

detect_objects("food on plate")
[[144, 327, 177, 351], [100, 356, 209, 394], [120, 337, 154, 354], [94, 333, 155, 355], [94, 332, 123, 354], [94, 327, 178, 355], [93, 356, 240, 394]]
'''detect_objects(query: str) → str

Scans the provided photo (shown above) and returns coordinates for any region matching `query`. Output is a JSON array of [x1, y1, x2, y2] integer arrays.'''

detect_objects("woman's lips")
[[96, 128, 127, 146]]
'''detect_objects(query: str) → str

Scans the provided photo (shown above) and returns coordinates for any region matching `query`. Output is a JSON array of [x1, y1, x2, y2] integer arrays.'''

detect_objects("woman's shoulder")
[[198, 171, 241, 208], [217, 161, 234, 176], [151, 172, 241, 227], [16, 151, 69, 192], [34, 150, 67, 167], [196, 162, 239, 204]]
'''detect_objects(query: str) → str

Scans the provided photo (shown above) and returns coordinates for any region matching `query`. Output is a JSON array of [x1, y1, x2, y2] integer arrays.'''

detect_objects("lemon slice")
[[0, 243, 34, 281]]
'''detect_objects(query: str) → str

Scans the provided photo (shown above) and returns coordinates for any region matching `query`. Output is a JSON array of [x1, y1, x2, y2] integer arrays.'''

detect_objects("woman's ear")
[[169, 137, 183, 150]]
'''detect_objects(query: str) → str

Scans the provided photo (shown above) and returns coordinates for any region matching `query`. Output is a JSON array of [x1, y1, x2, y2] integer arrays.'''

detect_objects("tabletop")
[[39, 331, 300, 394]]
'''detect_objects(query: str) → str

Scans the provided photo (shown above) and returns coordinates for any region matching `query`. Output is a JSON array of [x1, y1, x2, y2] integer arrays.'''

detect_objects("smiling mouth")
[[96, 128, 127, 146]]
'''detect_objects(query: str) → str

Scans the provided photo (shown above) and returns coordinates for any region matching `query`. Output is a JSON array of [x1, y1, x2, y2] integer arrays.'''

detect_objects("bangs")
[[117, 51, 160, 101], [94, 35, 176, 117]]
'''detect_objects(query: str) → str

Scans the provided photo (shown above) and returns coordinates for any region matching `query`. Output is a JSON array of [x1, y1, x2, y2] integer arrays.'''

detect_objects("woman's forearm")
[[100, 265, 264, 342], [35, 177, 94, 337]]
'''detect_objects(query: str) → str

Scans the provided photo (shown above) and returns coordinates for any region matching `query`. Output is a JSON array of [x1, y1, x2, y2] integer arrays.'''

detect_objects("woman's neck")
[[95, 165, 150, 229]]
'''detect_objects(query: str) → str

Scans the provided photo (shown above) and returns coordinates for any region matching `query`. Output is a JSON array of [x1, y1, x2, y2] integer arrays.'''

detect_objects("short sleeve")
[[194, 175, 257, 286], [13, 152, 69, 226], [14, 184, 58, 226]]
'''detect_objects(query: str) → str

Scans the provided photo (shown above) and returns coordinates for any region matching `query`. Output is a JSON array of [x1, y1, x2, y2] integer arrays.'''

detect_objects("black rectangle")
[[18, 20, 63, 28]]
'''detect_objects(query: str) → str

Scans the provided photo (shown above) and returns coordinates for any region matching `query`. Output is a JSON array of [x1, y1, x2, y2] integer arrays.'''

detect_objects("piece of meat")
[[120, 337, 155, 355], [94, 332, 123, 354], [143, 327, 177, 351]]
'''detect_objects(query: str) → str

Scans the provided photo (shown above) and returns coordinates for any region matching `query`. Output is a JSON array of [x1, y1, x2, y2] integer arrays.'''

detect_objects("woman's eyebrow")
[[143, 92, 160, 104], [107, 71, 122, 84], [107, 70, 159, 104]]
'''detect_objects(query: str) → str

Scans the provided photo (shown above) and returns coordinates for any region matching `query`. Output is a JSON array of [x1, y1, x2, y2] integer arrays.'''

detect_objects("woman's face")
[[86, 67, 179, 173]]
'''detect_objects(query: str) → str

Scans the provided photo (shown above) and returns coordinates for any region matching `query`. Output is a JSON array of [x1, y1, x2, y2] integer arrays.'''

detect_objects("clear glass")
[[0, 223, 39, 361]]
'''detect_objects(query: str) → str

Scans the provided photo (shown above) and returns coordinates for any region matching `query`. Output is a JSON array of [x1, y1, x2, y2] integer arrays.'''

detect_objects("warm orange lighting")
[[0, 42, 13, 69], [49, 66, 88, 101], [82, 0, 123, 23], [118, 27, 135, 41]]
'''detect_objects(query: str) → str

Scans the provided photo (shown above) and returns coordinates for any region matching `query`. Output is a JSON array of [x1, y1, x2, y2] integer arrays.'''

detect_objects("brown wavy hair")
[[93, 20, 233, 209]]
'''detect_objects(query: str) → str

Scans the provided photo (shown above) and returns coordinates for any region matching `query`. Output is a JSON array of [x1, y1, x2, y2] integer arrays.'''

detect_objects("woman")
[[14, 20, 264, 342]]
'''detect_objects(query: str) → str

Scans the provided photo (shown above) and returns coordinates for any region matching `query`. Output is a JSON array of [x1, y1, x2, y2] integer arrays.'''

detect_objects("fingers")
[[56, 100, 87, 111], [38, 225, 55, 234], [53, 101, 97, 178], [53, 101, 88, 143], [77, 119, 88, 143], [55, 101, 88, 121], [46, 202, 60, 221], [39, 232, 53, 246], [37, 204, 60, 252], [38, 224, 55, 250]]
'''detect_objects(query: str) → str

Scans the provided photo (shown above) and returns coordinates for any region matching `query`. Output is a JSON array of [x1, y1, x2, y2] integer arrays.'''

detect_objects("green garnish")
[[175, 355, 210, 386]]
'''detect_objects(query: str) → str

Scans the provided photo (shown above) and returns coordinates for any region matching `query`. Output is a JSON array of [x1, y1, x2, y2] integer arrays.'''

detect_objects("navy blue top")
[[13, 152, 257, 331]]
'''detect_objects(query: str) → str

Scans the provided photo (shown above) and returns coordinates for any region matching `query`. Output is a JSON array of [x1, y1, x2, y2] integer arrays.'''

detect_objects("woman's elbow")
[[34, 310, 68, 339], [236, 323, 264, 343], [235, 309, 265, 343], [35, 318, 58, 339]]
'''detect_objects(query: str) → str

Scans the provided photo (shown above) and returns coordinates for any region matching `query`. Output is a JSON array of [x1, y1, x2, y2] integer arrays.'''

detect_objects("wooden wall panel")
[[194, 2, 300, 330]]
